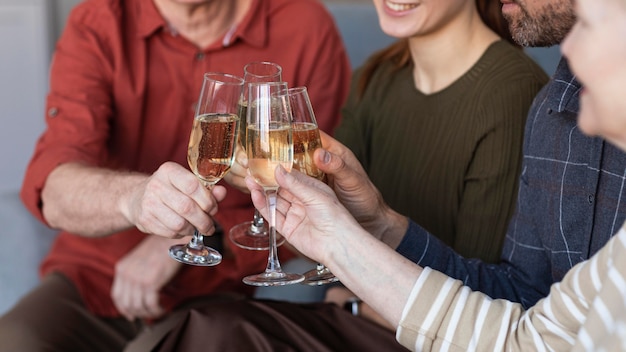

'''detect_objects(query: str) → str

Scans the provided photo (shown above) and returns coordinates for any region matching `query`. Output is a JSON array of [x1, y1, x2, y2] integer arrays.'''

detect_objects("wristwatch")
[[343, 297, 362, 316]]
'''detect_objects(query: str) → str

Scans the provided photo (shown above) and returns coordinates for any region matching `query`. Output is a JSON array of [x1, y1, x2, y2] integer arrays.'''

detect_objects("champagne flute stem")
[[189, 230, 204, 250], [251, 209, 265, 233], [316, 263, 325, 273], [192, 181, 214, 247], [265, 189, 282, 273]]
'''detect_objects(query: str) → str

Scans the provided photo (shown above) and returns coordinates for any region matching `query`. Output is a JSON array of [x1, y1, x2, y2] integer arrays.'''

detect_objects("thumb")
[[315, 131, 366, 177], [314, 148, 353, 181]]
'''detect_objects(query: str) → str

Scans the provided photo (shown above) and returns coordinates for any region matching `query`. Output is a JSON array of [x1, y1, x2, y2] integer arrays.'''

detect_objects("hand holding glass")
[[169, 72, 244, 266]]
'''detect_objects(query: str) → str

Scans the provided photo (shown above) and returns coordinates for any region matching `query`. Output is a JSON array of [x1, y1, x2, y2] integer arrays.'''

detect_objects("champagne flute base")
[[169, 244, 222, 266], [242, 271, 304, 286], [301, 266, 339, 286], [229, 221, 286, 250]]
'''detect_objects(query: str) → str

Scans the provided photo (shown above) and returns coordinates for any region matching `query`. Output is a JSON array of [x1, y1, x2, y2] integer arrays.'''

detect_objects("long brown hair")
[[356, 0, 518, 98]]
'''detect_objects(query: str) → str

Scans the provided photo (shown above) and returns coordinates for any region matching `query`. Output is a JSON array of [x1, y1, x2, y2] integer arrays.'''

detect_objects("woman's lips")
[[385, 0, 418, 12]]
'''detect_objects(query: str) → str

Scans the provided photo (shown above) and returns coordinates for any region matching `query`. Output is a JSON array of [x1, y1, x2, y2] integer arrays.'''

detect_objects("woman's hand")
[[112, 236, 184, 320], [245, 165, 361, 265]]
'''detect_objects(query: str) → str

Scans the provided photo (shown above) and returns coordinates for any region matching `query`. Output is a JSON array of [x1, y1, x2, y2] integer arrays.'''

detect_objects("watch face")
[[343, 298, 362, 316]]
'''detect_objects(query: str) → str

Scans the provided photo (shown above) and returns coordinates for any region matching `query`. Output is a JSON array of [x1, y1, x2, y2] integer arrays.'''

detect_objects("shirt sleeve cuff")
[[396, 219, 432, 264], [396, 267, 463, 351]]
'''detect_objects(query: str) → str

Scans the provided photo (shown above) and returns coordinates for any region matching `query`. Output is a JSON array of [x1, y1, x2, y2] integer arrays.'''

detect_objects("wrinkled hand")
[[246, 166, 361, 264], [315, 132, 397, 240], [112, 236, 184, 321], [124, 162, 227, 239], [222, 144, 249, 193]]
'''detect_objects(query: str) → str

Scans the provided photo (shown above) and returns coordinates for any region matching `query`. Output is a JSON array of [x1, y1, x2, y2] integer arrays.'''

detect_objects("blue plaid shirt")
[[397, 58, 626, 308]]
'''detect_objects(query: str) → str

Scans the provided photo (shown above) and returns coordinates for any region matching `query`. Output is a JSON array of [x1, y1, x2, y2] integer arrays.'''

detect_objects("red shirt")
[[20, 0, 351, 317]]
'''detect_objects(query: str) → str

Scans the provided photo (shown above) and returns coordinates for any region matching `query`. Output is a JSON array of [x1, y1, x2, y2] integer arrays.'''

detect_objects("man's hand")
[[42, 162, 226, 239], [111, 236, 185, 321], [123, 162, 227, 238]]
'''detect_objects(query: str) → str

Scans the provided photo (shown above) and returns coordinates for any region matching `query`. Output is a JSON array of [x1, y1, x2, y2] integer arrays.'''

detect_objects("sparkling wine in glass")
[[230, 61, 287, 250], [242, 82, 304, 286], [169, 72, 244, 266], [288, 87, 338, 285]]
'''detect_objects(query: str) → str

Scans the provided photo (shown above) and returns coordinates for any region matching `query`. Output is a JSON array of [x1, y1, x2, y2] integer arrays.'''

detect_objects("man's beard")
[[503, 0, 576, 47]]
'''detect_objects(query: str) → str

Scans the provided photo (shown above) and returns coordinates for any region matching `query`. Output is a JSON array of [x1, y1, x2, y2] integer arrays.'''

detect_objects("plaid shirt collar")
[[547, 58, 581, 115]]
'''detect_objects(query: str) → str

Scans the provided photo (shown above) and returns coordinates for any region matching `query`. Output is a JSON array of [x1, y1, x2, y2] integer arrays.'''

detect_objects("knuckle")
[[143, 183, 157, 197], [176, 197, 196, 216], [169, 217, 187, 233], [180, 179, 200, 195], [135, 212, 152, 229], [158, 161, 176, 173], [195, 220, 211, 235]]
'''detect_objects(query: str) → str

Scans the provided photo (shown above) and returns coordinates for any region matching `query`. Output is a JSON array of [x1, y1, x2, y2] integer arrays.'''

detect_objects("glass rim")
[[287, 86, 308, 95], [203, 72, 244, 86], [247, 81, 288, 88], [243, 61, 283, 78]]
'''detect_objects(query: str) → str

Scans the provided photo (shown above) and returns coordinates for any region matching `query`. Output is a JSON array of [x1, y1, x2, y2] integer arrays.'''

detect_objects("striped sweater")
[[396, 222, 626, 351]]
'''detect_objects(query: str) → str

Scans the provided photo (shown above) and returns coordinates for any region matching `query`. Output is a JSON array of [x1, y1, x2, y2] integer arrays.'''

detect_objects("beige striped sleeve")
[[572, 229, 626, 351], [396, 267, 528, 351], [395, 227, 626, 351]]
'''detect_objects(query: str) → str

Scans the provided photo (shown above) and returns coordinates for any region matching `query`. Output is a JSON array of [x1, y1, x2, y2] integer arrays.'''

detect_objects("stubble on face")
[[503, 0, 577, 47]]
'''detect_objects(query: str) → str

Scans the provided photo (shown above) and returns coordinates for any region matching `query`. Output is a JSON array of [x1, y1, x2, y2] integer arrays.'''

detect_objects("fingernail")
[[322, 150, 331, 164]]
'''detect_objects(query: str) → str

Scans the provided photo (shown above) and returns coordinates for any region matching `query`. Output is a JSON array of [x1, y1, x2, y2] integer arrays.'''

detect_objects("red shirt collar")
[[135, 0, 166, 38], [230, 0, 266, 48]]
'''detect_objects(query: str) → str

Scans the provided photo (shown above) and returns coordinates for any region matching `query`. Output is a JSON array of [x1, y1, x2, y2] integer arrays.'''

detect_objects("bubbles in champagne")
[[247, 122, 293, 189], [292, 122, 325, 181], [187, 113, 240, 185], [237, 100, 248, 149]]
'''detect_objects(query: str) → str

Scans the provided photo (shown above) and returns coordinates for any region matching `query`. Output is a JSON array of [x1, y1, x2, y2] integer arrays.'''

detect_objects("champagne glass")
[[242, 82, 304, 286], [169, 72, 244, 266], [288, 87, 338, 285], [230, 62, 286, 250]]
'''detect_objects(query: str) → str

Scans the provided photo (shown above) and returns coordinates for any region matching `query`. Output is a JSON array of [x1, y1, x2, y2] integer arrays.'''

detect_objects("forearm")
[[42, 162, 146, 237], [374, 206, 409, 249], [326, 218, 421, 327]]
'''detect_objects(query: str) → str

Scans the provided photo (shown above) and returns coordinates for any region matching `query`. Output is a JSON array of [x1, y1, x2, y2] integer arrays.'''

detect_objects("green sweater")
[[334, 41, 548, 263]]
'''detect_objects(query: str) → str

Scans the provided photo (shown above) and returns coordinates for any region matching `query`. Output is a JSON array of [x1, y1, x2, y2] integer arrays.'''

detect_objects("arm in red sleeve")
[[21, 4, 115, 225]]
